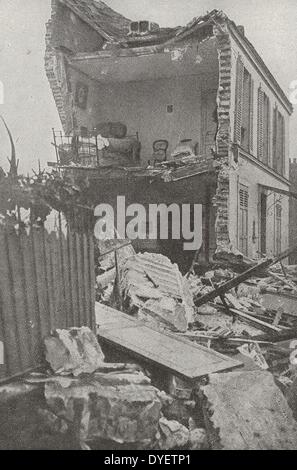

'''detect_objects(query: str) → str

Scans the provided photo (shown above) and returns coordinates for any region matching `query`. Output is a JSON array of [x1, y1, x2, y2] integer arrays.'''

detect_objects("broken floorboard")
[[201, 370, 297, 449], [96, 303, 242, 381]]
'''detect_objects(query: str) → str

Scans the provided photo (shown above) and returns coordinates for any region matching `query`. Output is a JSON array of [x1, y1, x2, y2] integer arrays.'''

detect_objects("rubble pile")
[[4, 325, 206, 450], [45, 372, 163, 447], [184, 263, 297, 387], [189, 264, 297, 334], [44, 327, 105, 376], [5, 246, 295, 450], [97, 247, 297, 389], [120, 252, 194, 332]]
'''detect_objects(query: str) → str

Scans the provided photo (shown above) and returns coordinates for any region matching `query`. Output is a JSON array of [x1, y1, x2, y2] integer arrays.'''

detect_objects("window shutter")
[[266, 98, 271, 164], [276, 203, 282, 219], [249, 78, 254, 152], [272, 106, 277, 171], [234, 55, 244, 144], [275, 111, 285, 175], [275, 202, 282, 255], [277, 112, 281, 174], [238, 184, 249, 256], [257, 88, 264, 161], [281, 114, 285, 175], [239, 186, 249, 209]]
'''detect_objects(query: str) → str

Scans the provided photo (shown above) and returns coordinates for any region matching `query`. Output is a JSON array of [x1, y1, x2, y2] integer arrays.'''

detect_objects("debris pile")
[[44, 327, 105, 376], [45, 372, 162, 447], [188, 267, 296, 337], [120, 252, 194, 332], [181, 261, 297, 389], [96, 244, 297, 391], [5, 243, 296, 450], [6, 325, 206, 450]]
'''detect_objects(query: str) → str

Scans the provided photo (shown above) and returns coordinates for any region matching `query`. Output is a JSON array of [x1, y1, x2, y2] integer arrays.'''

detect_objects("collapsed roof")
[[56, 2, 291, 111], [58, 0, 131, 40]]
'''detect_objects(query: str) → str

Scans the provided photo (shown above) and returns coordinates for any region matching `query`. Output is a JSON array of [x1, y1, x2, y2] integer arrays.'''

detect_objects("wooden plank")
[[88, 234, 96, 330], [60, 230, 73, 327], [67, 228, 79, 326], [82, 233, 91, 326], [47, 232, 58, 329], [56, 216, 67, 327], [75, 232, 84, 326], [214, 303, 283, 333], [7, 229, 32, 370], [54, 230, 65, 329], [0, 297, 8, 380], [0, 229, 22, 375], [96, 304, 242, 380], [44, 231, 55, 330], [96, 303, 138, 330], [20, 230, 41, 364], [32, 227, 51, 336]]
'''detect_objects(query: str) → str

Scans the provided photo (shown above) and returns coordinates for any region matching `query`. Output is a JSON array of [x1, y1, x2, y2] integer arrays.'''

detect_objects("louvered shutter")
[[239, 187, 249, 209], [266, 98, 271, 164], [238, 184, 249, 256], [275, 110, 285, 175], [276, 111, 281, 174], [272, 106, 277, 171], [234, 55, 244, 144], [249, 78, 254, 153], [257, 88, 264, 161], [281, 114, 285, 175], [275, 203, 282, 255]]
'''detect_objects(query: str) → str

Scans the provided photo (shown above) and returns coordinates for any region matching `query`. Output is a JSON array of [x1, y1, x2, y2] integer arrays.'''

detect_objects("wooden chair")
[[152, 139, 169, 165]]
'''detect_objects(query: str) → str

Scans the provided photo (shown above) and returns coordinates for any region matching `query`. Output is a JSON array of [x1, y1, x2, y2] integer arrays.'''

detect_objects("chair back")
[[153, 139, 169, 163]]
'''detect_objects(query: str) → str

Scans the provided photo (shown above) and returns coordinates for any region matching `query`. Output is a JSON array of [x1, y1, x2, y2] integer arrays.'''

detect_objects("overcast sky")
[[0, 0, 296, 174]]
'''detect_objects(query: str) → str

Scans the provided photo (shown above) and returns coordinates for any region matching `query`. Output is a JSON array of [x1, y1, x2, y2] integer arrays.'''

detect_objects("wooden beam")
[[214, 303, 283, 333], [194, 243, 297, 307]]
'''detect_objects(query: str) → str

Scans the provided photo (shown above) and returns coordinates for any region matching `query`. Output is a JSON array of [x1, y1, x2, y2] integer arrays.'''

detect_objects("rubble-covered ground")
[[2, 250, 297, 449]]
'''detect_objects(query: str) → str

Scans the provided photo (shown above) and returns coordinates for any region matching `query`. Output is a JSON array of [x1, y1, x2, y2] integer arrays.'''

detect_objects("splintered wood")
[[201, 370, 297, 449]]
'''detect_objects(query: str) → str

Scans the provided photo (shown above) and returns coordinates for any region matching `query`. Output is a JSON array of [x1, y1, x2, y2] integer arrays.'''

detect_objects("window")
[[275, 203, 282, 255], [238, 184, 249, 256], [257, 88, 270, 164], [234, 56, 254, 153], [272, 107, 285, 175], [241, 68, 253, 152]]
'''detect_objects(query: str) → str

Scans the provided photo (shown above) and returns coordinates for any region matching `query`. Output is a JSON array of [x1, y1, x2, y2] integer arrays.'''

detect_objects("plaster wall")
[[69, 70, 218, 163]]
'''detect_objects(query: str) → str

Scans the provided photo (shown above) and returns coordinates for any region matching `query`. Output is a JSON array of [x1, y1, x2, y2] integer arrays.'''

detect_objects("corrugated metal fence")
[[0, 222, 95, 382]]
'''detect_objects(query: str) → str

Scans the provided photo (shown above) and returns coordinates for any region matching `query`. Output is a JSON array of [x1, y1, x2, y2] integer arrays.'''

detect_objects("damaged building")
[[2, 1, 297, 451], [45, 0, 293, 264]]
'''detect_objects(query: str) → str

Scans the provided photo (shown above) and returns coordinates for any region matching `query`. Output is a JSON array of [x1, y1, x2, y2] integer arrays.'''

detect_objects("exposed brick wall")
[[289, 158, 297, 264], [45, 1, 70, 131], [212, 19, 233, 253], [45, 1, 105, 132]]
